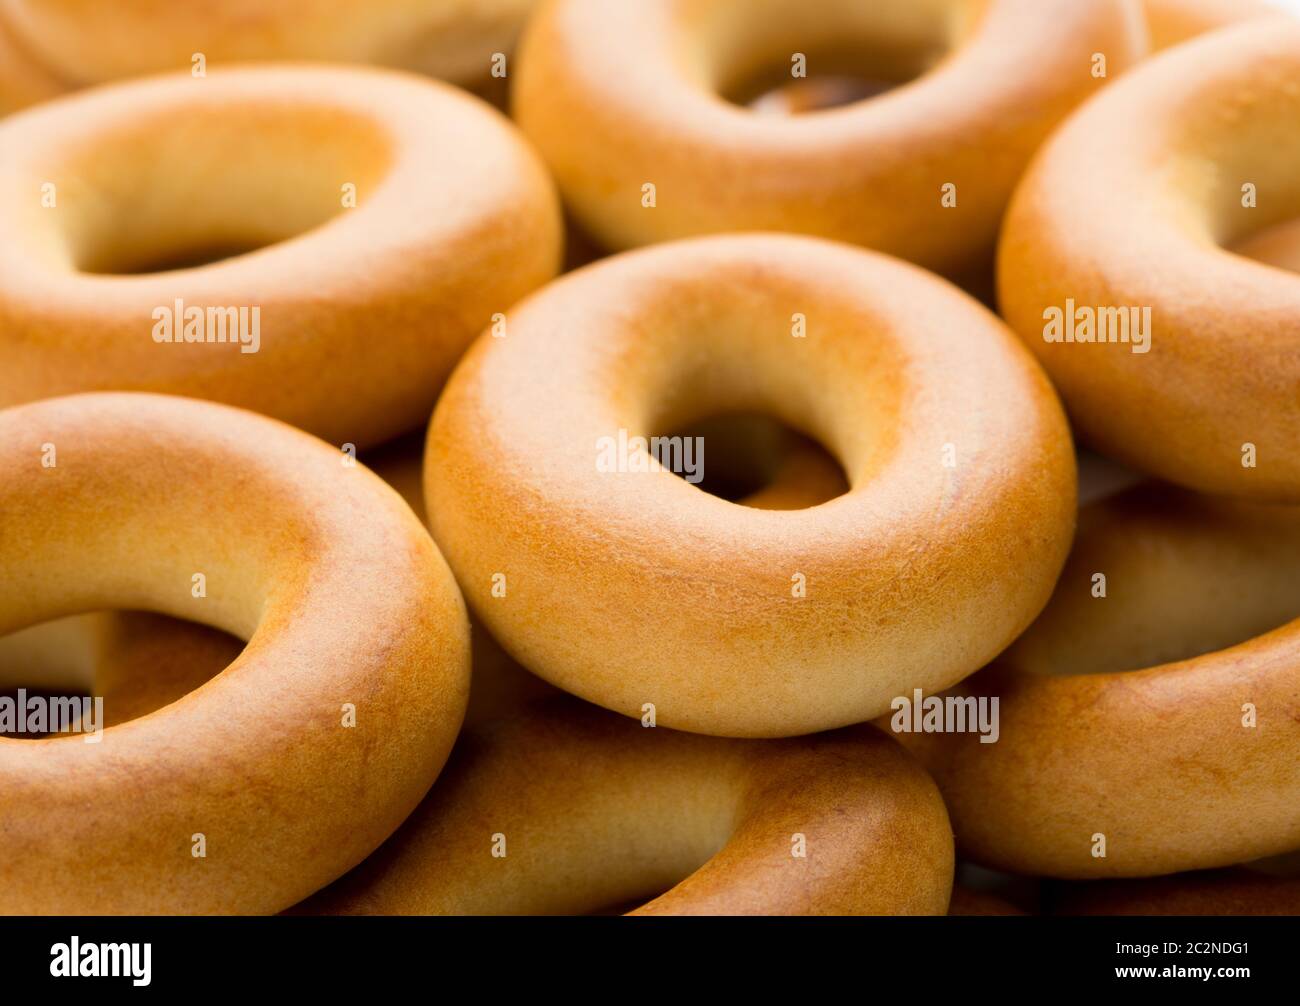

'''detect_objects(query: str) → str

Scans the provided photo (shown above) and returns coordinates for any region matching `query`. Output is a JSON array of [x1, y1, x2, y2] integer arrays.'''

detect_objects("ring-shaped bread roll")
[[895, 483, 1300, 878], [999, 22, 1300, 501], [301, 698, 955, 915], [0, 65, 561, 448], [426, 234, 1076, 737], [514, 0, 1143, 275], [0, 393, 471, 914], [0, 0, 538, 88]]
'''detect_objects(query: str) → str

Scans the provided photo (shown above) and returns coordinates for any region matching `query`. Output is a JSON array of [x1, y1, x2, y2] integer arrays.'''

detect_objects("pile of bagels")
[[0, 0, 1297, 917]]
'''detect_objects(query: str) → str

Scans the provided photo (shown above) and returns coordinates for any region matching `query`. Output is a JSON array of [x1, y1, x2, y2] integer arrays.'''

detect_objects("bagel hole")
[[0, 612, 241, 738], [659, 413, 848, 509], [741, 73, 902, 114], [1227, 215, 1300, 276], [707, 14, 950, 113], [59, 107, 391, 276], [89, 240, 276, 276]]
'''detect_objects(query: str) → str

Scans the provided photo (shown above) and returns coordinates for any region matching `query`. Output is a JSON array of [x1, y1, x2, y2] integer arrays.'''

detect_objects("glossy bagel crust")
[[302, 698, 955, 916], [0, 393, 471, 914], [514, 0, 1143, 275], [999, 22, 1300, 501], [0, 0, 538, 87], [426, 234, 1076, 737], [895, 483, 1300, 878], [0, 65, 561, 448]]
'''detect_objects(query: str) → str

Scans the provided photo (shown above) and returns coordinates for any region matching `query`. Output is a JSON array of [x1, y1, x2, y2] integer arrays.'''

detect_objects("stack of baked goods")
[[0, 0, 1295, 917]]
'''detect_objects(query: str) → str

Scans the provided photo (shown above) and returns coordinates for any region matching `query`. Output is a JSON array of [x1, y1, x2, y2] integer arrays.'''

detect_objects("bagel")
[[0, 10, 63, 115], [1142, 0, 1283, 51], [0, 393, 471, 914], [0, 0, 537, 88], [894, 482, 1300, 878], [1051, 868, 1300, 916], [301, 698, 954, 915], [999, 22, 1300, 501], [0, 65, 561, 448], [426, 234, 1076, 737], [514, 0, 1143, 275]]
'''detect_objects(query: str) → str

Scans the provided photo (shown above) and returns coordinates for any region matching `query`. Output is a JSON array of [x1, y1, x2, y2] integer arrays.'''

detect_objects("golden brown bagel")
[[0, 393, 470, 914], [301, 698, 954, 915], [1142, 0, 1284, 51], [514, 0, 1143, 275], [0, 0, 537, 88], [0, 10, 63, 115], [1051, 868, 1300, 916], [0, 65, 561, 448], [999, 22, 1300, 501], [895, 483, 1300, 878], [427, 234, 1076, 737]]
